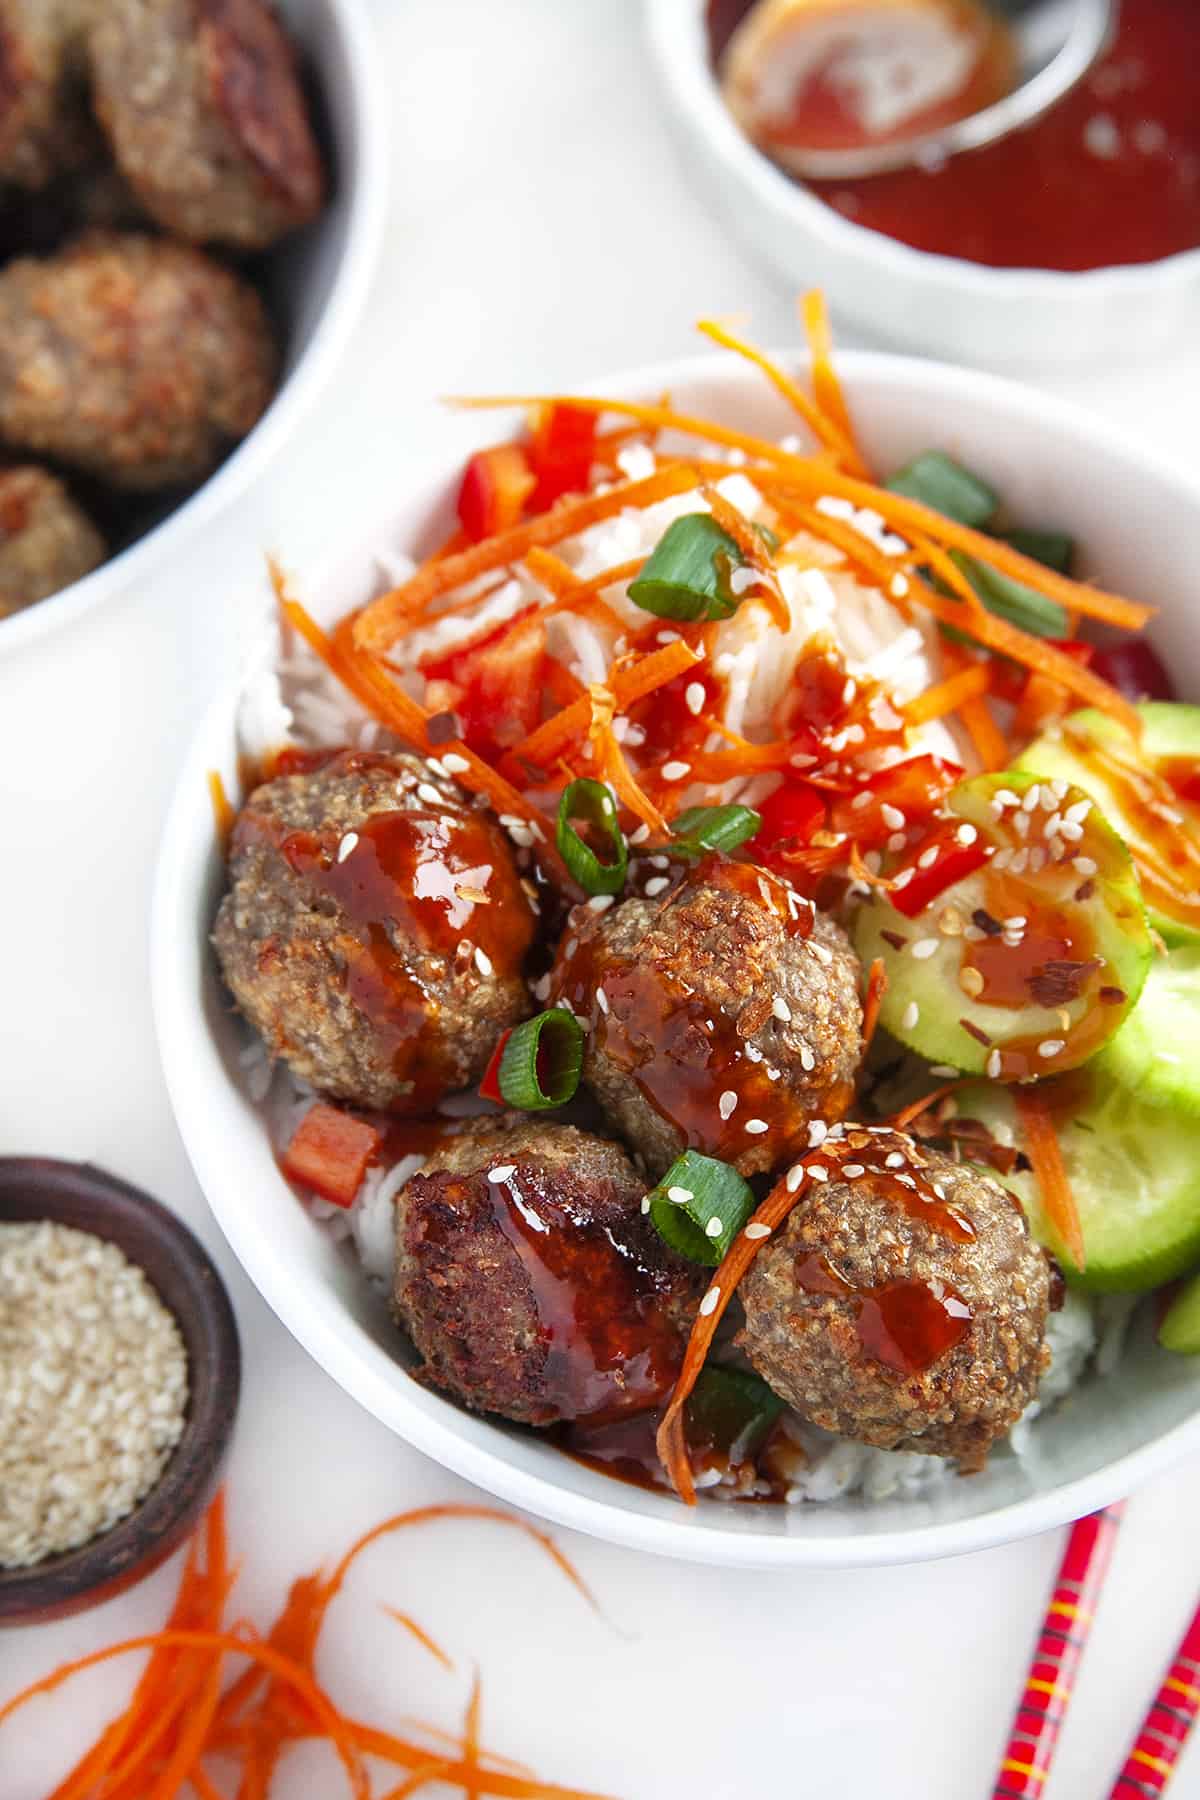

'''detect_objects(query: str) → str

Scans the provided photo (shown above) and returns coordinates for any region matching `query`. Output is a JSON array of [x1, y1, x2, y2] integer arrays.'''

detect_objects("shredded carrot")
[[569, 556, 645, 599], [514, 639, 701, 770], [354, 466, 703, 653], [938, 637, 1011, 769], [861, 956, 888, 1053], [888, 1080, 964, 1133], [1015, 1087, 1086, 1272], [800, 291, 865, 474], [273, 563, 430, 749], [657, 1165, 818, 1502], [906, 528, 989, 618], [384, 1609, 456, 1672], [588, 692, 671, 835], [695, 316, 862, 468], [207, 769, 235, 846], [902, 660, 992, 726]]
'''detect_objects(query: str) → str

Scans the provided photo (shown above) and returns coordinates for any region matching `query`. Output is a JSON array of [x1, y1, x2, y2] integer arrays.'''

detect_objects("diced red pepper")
[[889, 828, 989, 918], [478, 1029, 513, 1103], [421, 612, 546, 760], [1090, 639, 1175, 704], [529, 403, 598, 509], [830, 753, 963, 849], [456, 443, 536, 542], [753, 781, 825, 860], [281, 1103, 384, 1207]]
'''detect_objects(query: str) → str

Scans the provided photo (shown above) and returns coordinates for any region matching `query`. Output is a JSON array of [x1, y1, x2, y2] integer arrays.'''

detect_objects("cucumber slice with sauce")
[[1016, 703, 1200, 947], [1094, 947, 1200, 1113], [957, 1077, 1200, 1293], [854, 769, 1152, 1078]]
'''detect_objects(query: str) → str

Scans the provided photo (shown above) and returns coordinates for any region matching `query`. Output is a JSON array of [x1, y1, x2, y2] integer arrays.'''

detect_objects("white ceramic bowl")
[[1, 0, 387, 655], [154, 349, 1200, 1568], [646, 0, 1200, 369]]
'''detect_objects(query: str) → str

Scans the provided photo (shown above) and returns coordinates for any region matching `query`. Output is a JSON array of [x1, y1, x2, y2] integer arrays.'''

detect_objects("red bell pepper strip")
[[478, 1029, 513, 1103], [889, 828, 989, 918], [280, 1103, 384, 1207], [753, 782, 825, 857], [529, 404, 598, 509], [829, 753, 963, 850], [456, 444, 536, 542]]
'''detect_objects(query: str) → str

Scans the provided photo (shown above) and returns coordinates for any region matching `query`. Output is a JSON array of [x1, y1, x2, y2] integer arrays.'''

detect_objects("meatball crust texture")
[[213, 750, 536, 1113], [737, 1133, 1055, 1471], [0, 232, 277, 489], [550, 859, 864, 1178], [0, 0, 92, 189], [0, 463, 104, 615], [90, 0, 325, 248], [392, 1117, 701, 1426]]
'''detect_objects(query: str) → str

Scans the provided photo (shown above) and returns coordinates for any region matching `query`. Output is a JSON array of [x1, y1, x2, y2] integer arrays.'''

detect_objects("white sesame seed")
[[662, 761, 691, 782], [417, 782, 445, 806], [1038, 1039, 1066, 1059], [441, 753, 470, 775], [987, 1050, 1003, 1079], [640, 1196, 650, 1214], [1010, 849, 1030, 873], [992, 848, 1013, 871], [685, 682, 706, 716], [629, 823, 651, 844], [799, 1045, 816, 1072], [917, 846, 940, 870], [699, 1287, 721, 1317], [532, 973, 551, 1001], [667, 1186, 694, 1204], [336, 832, 359, 863], [809, 941, 834, 966], [1073, 856, 1098, 876], [851, 791, 874, 811], [930, 1064, 958, 1078], [890, 573, 910, 599], [745, 1119, 769, 1135], [649, 854, 670, 869], [808, 1165, 829, 1182], [786, 1163, 806, 1191], [842, 678, 857, 705], [1064, 798, 1092, 824], [644, 876, 670, 897], [718, 1090, 738, 1120], [487, 1165, 515, 1183], [892, 868, 914, 890], [474, 946, 494, 977], [1059, 820, 1085, 842], [885, 1151, 906, 1169], [1003, 915, 1027, 931], [1022, 784, 1042, 812], [744, 1222, 772, 1241], [955, 823, 977, 846], [772, 996, 792, 1022], [896, 1173, 917, 1189], [807, 1119, 828, 1147], [705, 1216, 723, 1238], [843, 1163, 865, 1178], [993, 788, 1020, 811], [745, 1044, 764, 1063], [880, 803, 906, 831], [1013, 810, 1031, 838], [587, 894, 615, 913], [910, 938, 939, 960], [901, 1001, 920, 1031], [596, 987, 610, 1015], [886, 832, 907, 854]]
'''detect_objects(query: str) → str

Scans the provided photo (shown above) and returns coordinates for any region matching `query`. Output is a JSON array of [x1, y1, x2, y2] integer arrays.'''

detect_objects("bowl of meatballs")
[[0, 0, 384, 647], [153, 342, 1200, 1566]]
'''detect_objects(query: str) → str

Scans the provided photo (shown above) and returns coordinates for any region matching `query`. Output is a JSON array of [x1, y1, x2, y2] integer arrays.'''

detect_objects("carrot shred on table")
[[514, 639, 701, 770], [861, 957, 888, 1053], [354, 466, 703, 653], [695, 316, 861, 468], [1015, 1087, 1086, 1272], [657, 1165, 818, 1503], [800, 291, 867, 475], [383, 1609, 456, 1673], [902, 660, 992, 726]]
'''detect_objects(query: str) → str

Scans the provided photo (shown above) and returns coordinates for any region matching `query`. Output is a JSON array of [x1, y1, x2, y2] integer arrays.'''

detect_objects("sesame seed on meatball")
[[548, 856, 864, 1178], [0, 464, 104, 616], [89, 0, 326, 249], [0, 232, 277, 490], [736, 1130, 1057, 1471], [212, 749, 537, 1114], [392, 1117, 702, 1426]]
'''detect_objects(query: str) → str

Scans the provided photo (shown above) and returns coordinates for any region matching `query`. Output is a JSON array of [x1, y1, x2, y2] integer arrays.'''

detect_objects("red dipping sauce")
[[711, 0, 1200, 270]]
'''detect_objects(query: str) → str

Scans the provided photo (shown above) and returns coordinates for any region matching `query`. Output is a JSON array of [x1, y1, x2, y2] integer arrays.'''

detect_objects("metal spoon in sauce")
[[720, 0, 1116, 179]]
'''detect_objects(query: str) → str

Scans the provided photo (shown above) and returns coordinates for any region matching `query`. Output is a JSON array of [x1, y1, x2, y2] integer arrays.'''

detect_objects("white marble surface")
[[4, 4, 1200, 1795]]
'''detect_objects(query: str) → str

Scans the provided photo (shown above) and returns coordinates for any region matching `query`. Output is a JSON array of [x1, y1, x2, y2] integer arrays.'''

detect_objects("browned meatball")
[[213, 749, 537, 1114], [89, 0, 325, 249], [548, 856, 864, 1179], [0, 463, 104, 615], [737, 1130, 1056, 1471], [0, 0, 92, 188], [392, 1117, 701, 1426], [0, 233, 277, 490]]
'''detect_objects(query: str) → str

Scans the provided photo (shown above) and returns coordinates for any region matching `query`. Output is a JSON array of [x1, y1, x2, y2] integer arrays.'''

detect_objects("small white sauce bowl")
[[1, 0, 388, 654], [646, 0, 1200, 369], [155, 348, 1200, 1567]]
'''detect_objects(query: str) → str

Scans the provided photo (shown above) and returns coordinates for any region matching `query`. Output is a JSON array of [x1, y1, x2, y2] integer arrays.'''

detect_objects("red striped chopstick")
[[990, 1504, 1124, 1800], [1108, 1597, 1200, 1797]]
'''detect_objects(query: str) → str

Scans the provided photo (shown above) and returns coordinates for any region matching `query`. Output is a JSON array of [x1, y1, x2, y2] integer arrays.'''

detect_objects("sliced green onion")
[[886, 451, 998, 528], [628, 514, 745, 623], [685, 1366, 786, 1465], [957, 552, 1069, 638], [754, 522, 781, 552], [497, 1008, 584, 1110], [998, 527, 1074, 575], [647, 1149, 756, 1266], [671, 804, 762, 857], [557, 777, 627, 894]]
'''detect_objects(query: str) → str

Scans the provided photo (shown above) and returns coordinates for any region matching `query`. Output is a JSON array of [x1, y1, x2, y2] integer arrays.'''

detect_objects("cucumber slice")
[[854, 769, 1152, 1077], [957, 1077, 1200, 1293], [1016, 702, 1200, 947], [1094, 948, 1200, 1113], [1159, 1274, 1200, 1353]]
